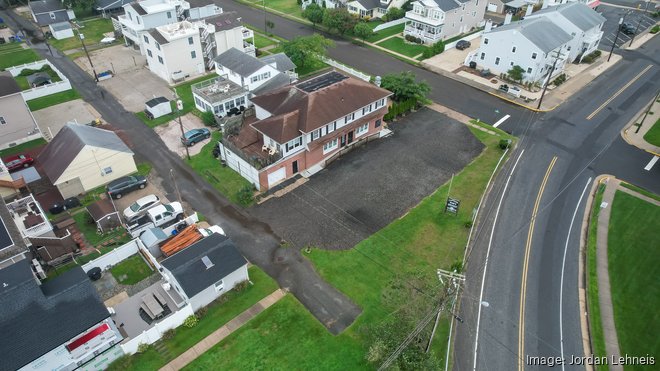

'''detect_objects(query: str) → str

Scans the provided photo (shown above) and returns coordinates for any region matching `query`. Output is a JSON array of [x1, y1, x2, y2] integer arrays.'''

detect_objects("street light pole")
[[174, 89, 191, 160], [629, 0, 650, 47], [608, 13, 628, 62], [537, 47, 562, 110], [80, 33, 99, 82], [263, 0, 267, 35]]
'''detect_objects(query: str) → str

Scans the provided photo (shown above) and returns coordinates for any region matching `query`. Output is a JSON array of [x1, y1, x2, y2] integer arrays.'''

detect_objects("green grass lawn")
[[264, 0, 303, 18], [184, 295, 365, 370], [110, 254, 154, 285], [296, 59, 330, 78], [49, 18, 115, 52], [619, 181, 660, 202], [0, 138, 47, 158], [642, 118, 660, 147], [253, 33, 278, 49], [365, 24, 404, 43], [608, 191, 660, 368], [13, 65, 62, 90], [376, 36, 429, 58], [136, 162, 153, 176], [72, 211, 131, 247], [186, 131, 254, 206], [108, 267, 279, 371], [182, 120, 514, 369], [26, 89, 81, 111], [586, 183, 607, 370], [0, 43, 41, 70]]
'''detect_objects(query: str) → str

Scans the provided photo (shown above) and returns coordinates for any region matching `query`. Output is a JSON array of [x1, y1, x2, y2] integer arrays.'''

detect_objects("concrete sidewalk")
[[622, 94, 660, 156], [159, 289, 285, 371]]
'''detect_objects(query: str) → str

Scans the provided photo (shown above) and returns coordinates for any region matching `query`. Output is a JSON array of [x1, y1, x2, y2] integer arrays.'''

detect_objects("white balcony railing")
[[242, 27, 254, 39]]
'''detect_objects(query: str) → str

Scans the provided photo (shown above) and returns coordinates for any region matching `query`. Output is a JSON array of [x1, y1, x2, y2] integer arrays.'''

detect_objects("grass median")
[[179, 121, 514, 369], [586, 183, 607, 370]]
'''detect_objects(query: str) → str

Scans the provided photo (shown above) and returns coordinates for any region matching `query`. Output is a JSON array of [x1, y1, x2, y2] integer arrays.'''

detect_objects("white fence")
[[373, 18, 407, 32], [445, 31, 483, 51], [6, 59, 73, 101], [119, 303, 195, 355], [219, 142, 261, 191], [81, 239, 140, 272], [321, 57, 371, 82]]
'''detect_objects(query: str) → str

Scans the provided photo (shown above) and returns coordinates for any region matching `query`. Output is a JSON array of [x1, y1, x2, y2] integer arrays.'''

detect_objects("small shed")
[[86, 198, 120, 233], [27, 72, 52, 87], [49, 22, 74, 40], [145, 97, 172, 119], [140, 227, 169, 257]]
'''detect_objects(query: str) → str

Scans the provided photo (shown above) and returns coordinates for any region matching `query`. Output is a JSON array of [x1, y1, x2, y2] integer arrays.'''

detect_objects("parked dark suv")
[[107, 175, 147, 199], [181, 128, 211, 147], [456, 40, 471, 50], [620, 22, 636, 35]]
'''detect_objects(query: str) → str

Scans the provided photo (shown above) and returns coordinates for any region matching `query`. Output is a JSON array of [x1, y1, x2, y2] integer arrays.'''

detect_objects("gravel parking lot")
[[250, 108, 484, 250], [153, 113, 210, 158]]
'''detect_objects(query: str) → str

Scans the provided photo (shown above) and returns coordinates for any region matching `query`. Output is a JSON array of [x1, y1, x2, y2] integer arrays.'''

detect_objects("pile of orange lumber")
[[160, 226, 202, 257]]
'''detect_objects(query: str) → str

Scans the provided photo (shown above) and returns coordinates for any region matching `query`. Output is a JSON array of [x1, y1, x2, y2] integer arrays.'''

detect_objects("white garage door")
[[487, 2, 498, 12], [267, 167, 286, 187]]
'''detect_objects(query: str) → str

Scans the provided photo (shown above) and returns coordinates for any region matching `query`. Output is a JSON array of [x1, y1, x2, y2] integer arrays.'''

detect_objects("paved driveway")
[[153, 113, 210, 158], [250, 108, 484, 250], [32, 99, 100, 138]]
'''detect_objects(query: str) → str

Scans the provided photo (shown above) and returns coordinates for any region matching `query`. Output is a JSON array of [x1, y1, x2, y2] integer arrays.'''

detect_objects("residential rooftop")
[[193, 76, 248, 104]]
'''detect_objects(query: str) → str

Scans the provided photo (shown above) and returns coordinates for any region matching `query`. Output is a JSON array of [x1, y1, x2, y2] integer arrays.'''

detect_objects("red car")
[[2, 154, 34, 172]]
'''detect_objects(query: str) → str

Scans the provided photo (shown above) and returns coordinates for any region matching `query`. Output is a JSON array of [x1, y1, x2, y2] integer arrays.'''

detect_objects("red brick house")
[[218, 71, 392, 191]]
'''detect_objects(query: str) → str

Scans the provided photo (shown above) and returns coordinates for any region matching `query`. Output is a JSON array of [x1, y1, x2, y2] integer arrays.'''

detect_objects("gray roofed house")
[[37, 123, 137, 198], [95, 0, 133, 11], [354, 0, 381, 10], [161, 233, 248, 299], [203, 11, 242, 31], [260, 53, 296, 73], [251, 72, 292, 95], [488, 18, 572, 53], [0, 260, 115, 371], [214, 47, 266, 77], [28, 0, 75, 26], [433, 0, 461, 11], [528, 2, 605, 31], [148, 28, 169, 45]]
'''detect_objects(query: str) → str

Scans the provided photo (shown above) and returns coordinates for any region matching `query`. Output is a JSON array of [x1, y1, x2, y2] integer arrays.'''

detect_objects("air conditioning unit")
[[32, 259, 47, 280]]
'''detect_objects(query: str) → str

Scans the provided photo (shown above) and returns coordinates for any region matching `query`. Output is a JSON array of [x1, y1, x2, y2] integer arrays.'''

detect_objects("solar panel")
[[296, 71, 348, 93]]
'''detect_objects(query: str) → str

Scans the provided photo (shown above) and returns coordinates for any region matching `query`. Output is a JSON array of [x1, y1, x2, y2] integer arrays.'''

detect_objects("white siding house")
[[346, 0, 406, 19], [404, 0, 485, 44], [144, 21, 205, 83], [213, 48, 295, 95]]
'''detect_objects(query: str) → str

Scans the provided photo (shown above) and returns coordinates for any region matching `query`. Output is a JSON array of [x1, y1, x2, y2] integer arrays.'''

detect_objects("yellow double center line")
[[586, 64, 653, 120], [518, 156, 557, 371]]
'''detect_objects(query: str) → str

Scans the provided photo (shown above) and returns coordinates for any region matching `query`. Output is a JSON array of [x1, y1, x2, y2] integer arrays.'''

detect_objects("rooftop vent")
[[202, 255, 214, 269]]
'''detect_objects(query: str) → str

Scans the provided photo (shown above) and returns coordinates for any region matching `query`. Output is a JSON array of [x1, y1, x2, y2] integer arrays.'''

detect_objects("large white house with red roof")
[[218, 71, 392, 191]]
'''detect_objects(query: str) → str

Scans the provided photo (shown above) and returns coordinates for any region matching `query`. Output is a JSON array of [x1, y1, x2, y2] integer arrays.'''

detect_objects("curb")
[[620, 93, 660, 156]]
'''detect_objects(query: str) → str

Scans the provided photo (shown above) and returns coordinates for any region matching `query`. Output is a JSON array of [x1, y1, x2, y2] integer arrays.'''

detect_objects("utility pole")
[[635, 90, 660, 134], [537, 47, 562, 110], [80, 33, 99, 82], [174, 89, 191, 160], [629, 0, 650, 47], [608, 12, 630, 62], [170, 168, 184, 211], [263, 0, 267, 35]]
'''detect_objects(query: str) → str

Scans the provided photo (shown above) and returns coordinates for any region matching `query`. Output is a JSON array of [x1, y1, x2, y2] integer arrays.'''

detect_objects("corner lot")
[[249, 108, 484, 250]]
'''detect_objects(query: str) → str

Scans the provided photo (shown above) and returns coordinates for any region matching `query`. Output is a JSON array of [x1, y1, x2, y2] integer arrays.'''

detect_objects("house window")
[[147, 49, 153, 57], [512, 46, 516, 53], [462, 4, 465, 10], [188, 37, 194, 45], [323, 138, 338, 154], [480, 52, 485, 60], [527, 67, 532, 73], [156, 43, 161, 50], [495, 57, 500, 65], [128, 12, 132, 21], [510, 61, 514, 66], [235, 96, 245, 106], [311, 129, 319, 141], [143, 35, 149, 44], [567, 46, 571, 51], [167, 11, 172, 18], [355, 123, 368, 136], [285, 137, 303, 152], [137, 17, 141, 25], [102, 167, 113, 175], [327, 122, 336, 133], [483, 38, 488, 45], [214, 279, 224, 291], [191, 51, 196, 59], [0, 116, 6, 125], [375, 119, 381, 128], [460, 16, 463, 23], [532, 52, 537, 59], [158, 56, 164, 64], [344, 112, 355, 124]]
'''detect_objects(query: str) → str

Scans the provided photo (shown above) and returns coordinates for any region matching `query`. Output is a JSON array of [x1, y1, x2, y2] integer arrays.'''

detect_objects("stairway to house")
[[152, 340, 172, 360]]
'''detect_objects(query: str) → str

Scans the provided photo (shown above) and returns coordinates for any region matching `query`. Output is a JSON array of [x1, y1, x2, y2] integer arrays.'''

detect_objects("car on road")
[[107, 175, 147, 199], [123, 194, 161, 222], [456, 40, 471, 50], [2, 154, 34, 172], [620, 22, 636, 35], [181, 128, 210, 146]]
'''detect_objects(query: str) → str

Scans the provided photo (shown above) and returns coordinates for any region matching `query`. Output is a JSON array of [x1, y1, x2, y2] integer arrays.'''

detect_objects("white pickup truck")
[[126, 202, 184, 238]]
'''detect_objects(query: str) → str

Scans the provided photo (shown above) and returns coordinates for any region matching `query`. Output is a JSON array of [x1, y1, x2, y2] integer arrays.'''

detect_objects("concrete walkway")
[[622, 94, 660, 156], [159, 289, 285, 371], [593, 179, 660, 371]]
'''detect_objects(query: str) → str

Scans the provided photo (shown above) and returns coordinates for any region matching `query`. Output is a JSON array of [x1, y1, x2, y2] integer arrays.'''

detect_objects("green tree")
[[507, 65, 525, 83], [383, 7, 405, 21], [380, 71, 430, 103], [282, 34, 335, 69], [265, 20, 275, 35], [353, 22, 373, 44], [322, 8, 357, 35], [63, 0, 95, 11], [302, 3, 325, 30]]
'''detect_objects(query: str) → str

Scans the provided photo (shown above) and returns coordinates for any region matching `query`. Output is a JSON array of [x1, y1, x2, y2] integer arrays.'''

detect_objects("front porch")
[[404, 21, 442, 44]]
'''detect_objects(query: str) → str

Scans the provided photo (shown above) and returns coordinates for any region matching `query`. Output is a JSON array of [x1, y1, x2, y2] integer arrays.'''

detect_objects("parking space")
[[153, 113, 210, 158], [73, 45, 173, 112], [111, 182, 170, 222], [598, 5, 657, 49], [32, 99, 100, 138], [250, 108, 485, 250], [425, 38, 481, 72]]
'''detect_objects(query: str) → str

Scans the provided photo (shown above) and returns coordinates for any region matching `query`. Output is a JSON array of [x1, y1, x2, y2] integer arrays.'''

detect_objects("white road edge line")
[[493, 114, 511, 128], [643, 155, 659, 171], [472, 149, 525, 371], [559, 177, 592, 371]]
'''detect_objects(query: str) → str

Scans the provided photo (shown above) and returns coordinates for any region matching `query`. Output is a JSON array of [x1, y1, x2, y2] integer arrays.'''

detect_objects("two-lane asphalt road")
[[457, 37, 660, 370]]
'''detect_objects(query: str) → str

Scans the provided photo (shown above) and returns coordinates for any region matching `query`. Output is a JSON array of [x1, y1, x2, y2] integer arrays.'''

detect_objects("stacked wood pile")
[[160, 225, 203, 257]]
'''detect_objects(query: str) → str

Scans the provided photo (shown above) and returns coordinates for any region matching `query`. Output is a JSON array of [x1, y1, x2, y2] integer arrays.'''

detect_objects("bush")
[[422, 40, 444, 59], [162, 329, 176, 340], [137, 343, 150, 353], [651, 25, 659, 34], [195, 306, 208, 319], [236, 185, 254, 206], [581, 50, 601, 64], [464, 220, 473, 228], [552, 73, 567, 86], [499, 139, 512, 149], [183, 315, 199, 328], [201, 110, 216, 127], [233, 280, 250, 292]]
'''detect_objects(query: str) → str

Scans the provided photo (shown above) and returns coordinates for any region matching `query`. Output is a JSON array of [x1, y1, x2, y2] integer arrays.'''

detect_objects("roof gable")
[[214, 48, 268, 77], [529, 2, 605, 31], [259, 53, 296, 73], [486, 17, 572, 53], [29, 0, 66, 14]]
